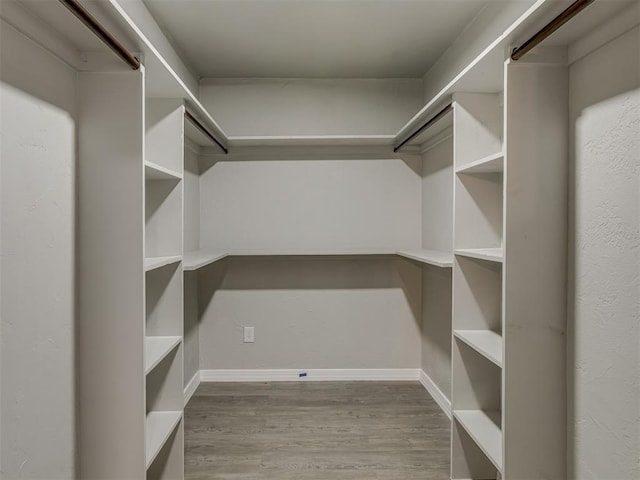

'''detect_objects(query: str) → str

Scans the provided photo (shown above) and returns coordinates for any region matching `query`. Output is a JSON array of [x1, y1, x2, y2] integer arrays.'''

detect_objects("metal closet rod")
[[58, 0, 140, 70], [511, 0, 595, 61], [393, 103, 453, 153], [184, 110, 229, 154]]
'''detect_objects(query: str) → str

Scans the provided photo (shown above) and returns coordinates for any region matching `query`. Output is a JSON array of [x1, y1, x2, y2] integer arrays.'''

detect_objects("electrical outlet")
[[243, 326, 255, 343]]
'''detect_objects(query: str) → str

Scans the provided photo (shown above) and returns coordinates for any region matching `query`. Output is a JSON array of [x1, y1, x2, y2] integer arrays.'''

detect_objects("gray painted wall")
[[0, 22, 77, 478], [198, 159, 421, 252], [197, 257, 422, 370], [195, 157, 423, 370], [200, 78, 423, 136], [568, 24, 640, 479]]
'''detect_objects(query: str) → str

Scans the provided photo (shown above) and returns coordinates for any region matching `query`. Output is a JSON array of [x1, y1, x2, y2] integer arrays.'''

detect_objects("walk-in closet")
[[1, 0, 638, 479]]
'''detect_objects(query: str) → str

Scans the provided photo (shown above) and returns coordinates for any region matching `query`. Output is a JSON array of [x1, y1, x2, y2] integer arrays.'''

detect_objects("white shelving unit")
[[450, 51, 568, 477], [144, 97, 185, 480], [451, 92, 504, 479], [17, 0, 576, 477]]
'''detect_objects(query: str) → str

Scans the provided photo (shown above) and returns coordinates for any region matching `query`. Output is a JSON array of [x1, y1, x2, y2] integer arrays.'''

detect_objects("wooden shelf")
[[144, 256, 182, 272], [456, 152, 503, 175], [145, 161, 182, 181], [145, 336, 182, 375], [454, 410, 502, 472], [145, 411, 182, 469], [396, 249, 453, 268], [183, 249, 454, 271], [455, 248, 503, 263], [454, 330, 502, 367]]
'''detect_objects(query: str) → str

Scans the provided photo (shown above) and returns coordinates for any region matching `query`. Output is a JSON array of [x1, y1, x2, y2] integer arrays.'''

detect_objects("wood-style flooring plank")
[[185, 381, 450, 479]]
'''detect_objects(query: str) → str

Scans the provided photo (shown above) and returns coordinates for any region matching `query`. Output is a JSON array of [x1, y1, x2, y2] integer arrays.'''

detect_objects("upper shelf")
[[109, 0, 228, 152], [393, 1, 555, 149], [456, 152, 504, 175], [145, 161, 182, 180], [455, 248, 503, 263], [396, 249, 454, 268], [183, 248, 453, 271], [226, 135, 396, 148], [144, 256, 182, 272]]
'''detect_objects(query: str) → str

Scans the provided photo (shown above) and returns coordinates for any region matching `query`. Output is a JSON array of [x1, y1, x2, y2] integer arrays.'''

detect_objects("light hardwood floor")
[[185, 381, 450, 479]]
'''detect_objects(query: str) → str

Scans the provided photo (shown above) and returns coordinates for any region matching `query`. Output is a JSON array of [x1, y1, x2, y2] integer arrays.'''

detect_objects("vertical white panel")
[[503, 58, 568, 479], [77, 70, 145, 478]]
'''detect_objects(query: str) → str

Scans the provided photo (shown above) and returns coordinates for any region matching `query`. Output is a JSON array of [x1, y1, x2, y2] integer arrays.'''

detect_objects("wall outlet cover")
[[243, 326, 255, 343]]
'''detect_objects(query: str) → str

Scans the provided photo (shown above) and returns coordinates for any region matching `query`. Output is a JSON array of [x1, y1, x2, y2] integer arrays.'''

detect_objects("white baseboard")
[[419, 369, 451, 419], [184, 371, 200, 406], [199, 368, 421, 382]]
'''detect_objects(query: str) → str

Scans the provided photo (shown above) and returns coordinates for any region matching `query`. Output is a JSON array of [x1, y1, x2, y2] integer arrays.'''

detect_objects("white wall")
[[197, 257, 422, 370], [200, 78, 423, 136], [568, 25, 640, 479], [420, 138, 453, 398], [0, 22, 77, 478], [195, 156, 423, 371], [199, 159, 421, 251]]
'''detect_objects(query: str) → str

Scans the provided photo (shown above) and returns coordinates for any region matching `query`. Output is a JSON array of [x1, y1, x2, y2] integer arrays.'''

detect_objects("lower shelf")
[[145, 256, 182, 272], [145, 336, 182, 375], [454, 248, 503, 263], [453, 410, 502, 472], [454, 330, 502, 367], [146, 411, 182, 469], [182, 248, 453, 270]]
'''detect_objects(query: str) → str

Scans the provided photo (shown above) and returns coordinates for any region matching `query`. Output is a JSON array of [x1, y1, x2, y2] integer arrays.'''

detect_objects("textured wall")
[[568, 25, 640, 479], [1, 22, 77, 478]]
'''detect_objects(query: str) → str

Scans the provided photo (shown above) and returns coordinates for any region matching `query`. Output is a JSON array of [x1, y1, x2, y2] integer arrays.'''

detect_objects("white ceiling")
[[143, 0, 492, 79]]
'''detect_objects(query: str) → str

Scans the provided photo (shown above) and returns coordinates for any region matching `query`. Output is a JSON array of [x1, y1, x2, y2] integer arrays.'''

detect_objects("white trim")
[[419, 370, 451, 419], [199, 368, 420, 382], [183, 371, 200, 406]]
